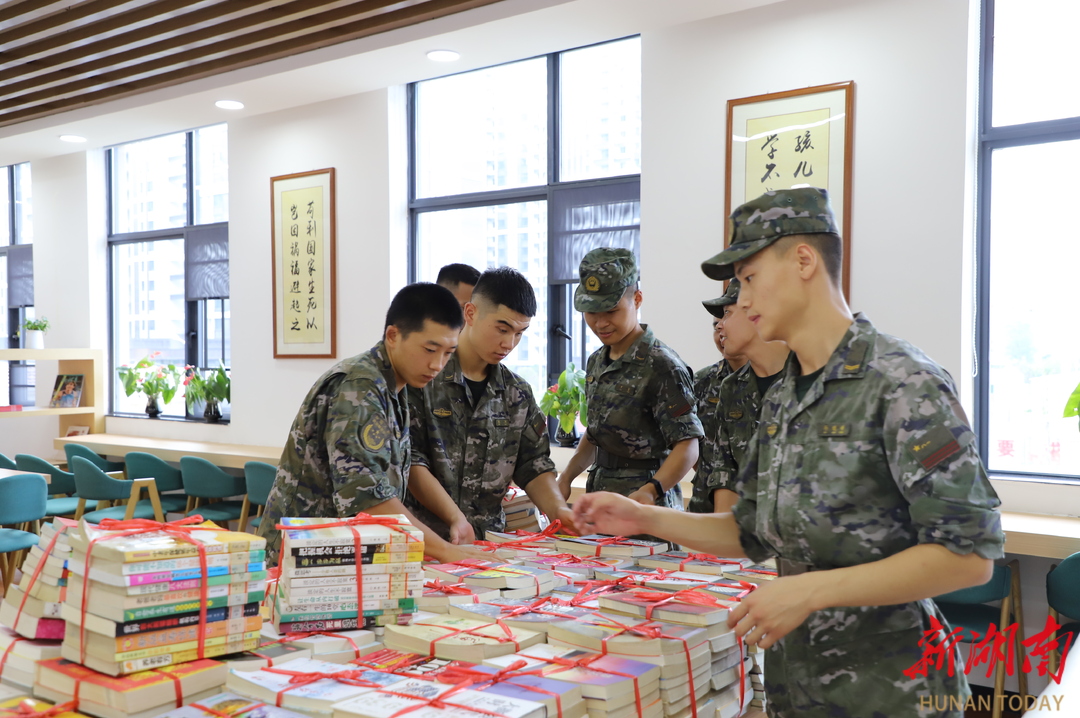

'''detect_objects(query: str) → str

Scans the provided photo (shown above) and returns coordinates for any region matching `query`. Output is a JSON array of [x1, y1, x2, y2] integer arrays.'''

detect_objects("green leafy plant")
[[1065, 379, 1080, 432], [21, 316, 50, 333], [117, 353, 181, 404], [184, 363, 231, 407], [539, 362, 589, 433]]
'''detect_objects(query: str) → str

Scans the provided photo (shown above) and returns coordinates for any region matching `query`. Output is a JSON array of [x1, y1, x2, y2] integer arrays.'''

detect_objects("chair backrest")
[[71, 456, 135, 501], [1047, 553, 1080, 622], [180, 456, 246, 499], [64, 444, 124, 473], [15, 454, 77, 495], [243, 461, 278, 507], [936, 564, 1011, 604], [0, 472, 48, 524], [125, 452, 183, 492], [0, 453, 16, 471]]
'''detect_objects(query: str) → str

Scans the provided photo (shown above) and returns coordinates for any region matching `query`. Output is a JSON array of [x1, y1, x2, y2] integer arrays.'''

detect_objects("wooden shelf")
[[0, 348, 103, 361], [0, 407, 97, 417], [0, 348, 105, 435]]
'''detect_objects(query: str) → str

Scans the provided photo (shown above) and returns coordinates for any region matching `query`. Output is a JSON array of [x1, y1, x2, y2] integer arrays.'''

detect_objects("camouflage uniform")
[[705, 362, 766, 497], [701, 189, 1004, 718], [405, 351, 555, 540], [688, 360, 731, 513], [258, 342, 410, 565]]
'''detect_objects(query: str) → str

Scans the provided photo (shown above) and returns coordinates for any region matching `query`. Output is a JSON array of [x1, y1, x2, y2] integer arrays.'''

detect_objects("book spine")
[[282, 583, 422, 600], [113, 602, 260, 637], [283, 562, 422, 578], [275, 596, 416, 613], [284, 552, 423, 569], [119, 551, 267, 574], [101, 615, 263, 652], [276, 615, 412, 632], [280, 527, 422, 549], [123, 564, 265, 585], [74, 580, 265, 608], [121, 590, 266, 622], [76, 629, 261, 662], [285, 572, 424, 589], [273, 606, 410, 623], [118, 635, 259, 673], [111, 571, 268, 595], [287, 542, 406, 557]]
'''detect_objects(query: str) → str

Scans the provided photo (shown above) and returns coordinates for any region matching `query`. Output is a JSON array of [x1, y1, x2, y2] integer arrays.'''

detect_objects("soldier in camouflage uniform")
[[573, 189, 1004, 718], [406, 267, 575, 542], [689, 280, 746, 514], [258, 283, 484, 566], [557, 249, 703, 513]]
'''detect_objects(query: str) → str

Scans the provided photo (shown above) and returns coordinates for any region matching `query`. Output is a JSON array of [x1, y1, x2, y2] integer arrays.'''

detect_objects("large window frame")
[[2, 163, 35, 405], [107, 129, 230, 421], [975, 0, 1080, 480], [406, 38, 642, 391]]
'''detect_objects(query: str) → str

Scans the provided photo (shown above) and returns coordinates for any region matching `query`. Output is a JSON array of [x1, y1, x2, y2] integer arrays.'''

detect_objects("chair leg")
[[238, 496, 251, 534], [0, 553, 12, 596], [74, 498, 86, 521], [1010, 564, 1028, 702], [1049, 607, 1061, 677]]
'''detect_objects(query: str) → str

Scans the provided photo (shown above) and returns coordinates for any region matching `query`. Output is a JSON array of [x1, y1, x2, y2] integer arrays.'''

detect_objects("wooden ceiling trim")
[[0, 0, 175, 46], [0, 0, 62, 27]]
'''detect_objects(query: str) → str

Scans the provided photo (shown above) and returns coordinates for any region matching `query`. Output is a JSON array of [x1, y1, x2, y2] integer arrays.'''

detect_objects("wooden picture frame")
[[271, 168, 337, 358], [726, 81, 855, 298]]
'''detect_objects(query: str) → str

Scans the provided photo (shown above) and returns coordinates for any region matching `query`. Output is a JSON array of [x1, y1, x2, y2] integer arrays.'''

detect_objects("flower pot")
[[203, 399, 222, 423], [555, 425, 578, 448], [24, 330, 44, 350], [145, 395, 162, 418]]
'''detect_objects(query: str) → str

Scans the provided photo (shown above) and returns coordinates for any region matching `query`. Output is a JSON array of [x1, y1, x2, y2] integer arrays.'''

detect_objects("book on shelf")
[[330, 677, 546, 718], [383, 615, 544, 663], [50, 374, 85, 408], [553, 535, 667, 558], [225, 657, 406, 713], [68, 520, 266, 563], [65, 425, 91, 437], [149, 692, 311, 718]]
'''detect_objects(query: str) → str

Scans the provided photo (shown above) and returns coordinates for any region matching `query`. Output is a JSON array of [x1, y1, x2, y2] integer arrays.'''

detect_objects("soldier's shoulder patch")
[[433, 407, 452, 418], [908, 425, 961, 471], [533, 417, 548, 435], [361, 413, 391, 452]]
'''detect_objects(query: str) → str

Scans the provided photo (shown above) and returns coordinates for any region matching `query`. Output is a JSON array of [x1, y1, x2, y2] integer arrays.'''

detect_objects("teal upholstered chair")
[[124, 452, 188, 514], [1046, 553, 1080, 677], [0, 453, 16, 471], [64, 443, 124, 474], [14, 454, 82, 518], [180, 457, 246, 527], [0, 472, 48, 592], [70, 456, 164, 523], [238, 461, 277, 533], [934, 560, 1026, 718]]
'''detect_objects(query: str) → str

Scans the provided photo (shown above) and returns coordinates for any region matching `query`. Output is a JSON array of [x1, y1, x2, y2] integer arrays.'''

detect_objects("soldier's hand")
[[627, 487, 658, 506], [449, 516, 476, 545], [553, 506, 581, 535], [556, 474, 573, 500], [726, 574, 818, 650], [443, 543, 491, 563], [573, 491, 648, 537]]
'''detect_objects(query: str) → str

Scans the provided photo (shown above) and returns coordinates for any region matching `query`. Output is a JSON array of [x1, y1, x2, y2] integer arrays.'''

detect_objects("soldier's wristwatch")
[[644, 478, 665, 502]]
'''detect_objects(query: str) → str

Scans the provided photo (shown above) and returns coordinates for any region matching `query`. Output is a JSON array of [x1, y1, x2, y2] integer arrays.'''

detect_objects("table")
[[1000, 512, 1080, 560], [54, 433, 281, 470], [0, 468, 50, 484]]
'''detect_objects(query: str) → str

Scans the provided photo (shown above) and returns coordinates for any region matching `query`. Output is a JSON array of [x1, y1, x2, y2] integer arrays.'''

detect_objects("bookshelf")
[[0, 348, 105, 435]]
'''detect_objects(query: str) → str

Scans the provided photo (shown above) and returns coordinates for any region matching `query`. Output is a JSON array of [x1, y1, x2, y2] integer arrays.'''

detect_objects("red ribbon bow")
[[0, 700, 79, 718], [262, 666, 390, 706], [434, 662, 566, 718], [188, 702, 268, 718], [423, 579, 477, 597], [676, 553, 744, 571]]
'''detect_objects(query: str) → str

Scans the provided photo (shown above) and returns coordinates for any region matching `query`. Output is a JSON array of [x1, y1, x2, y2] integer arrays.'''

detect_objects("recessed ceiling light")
[[215, 100, 245, 110], [426, 49, 460, 62], [59, 134, 86, 143]]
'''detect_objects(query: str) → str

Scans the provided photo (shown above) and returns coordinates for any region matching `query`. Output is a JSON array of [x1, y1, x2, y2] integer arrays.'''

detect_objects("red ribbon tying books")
[[0, 636, 25, 677], [189, 702, 268, 718], [414, 620, 522, 658], [613, 588, 732, 621], [442, 561, 542, 596], [473, 520, 567, 553], [0, 700, 79, 718], [530, 553, 611, 569], [283, 630, 366, 660], [378, 680, 513, 718], [80, 516, 211, 665], [151, 667, 185, 708], [497, 596, 580, 621], [12, 519, 70, 633], [262, 666, 391, 707], [275, 513, 421, 632], [588, 536, 657, 557], [423, 580, 478, 600], [676, 554, 744, 572], [350, 651, 429, 673], [524, 651, 646, 718], [436, 660, 566, 718]]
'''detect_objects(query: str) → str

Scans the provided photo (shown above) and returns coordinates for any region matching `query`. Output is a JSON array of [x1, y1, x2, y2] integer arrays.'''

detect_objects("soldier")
[[689, 280, 747, 514], [258, 283, 488, 566], [406, 267, 578, 542], [574, 188, 1003, 718], [704, 278, 790, 514], [436, 263, 481, 310], [557, 248, 703, 512]]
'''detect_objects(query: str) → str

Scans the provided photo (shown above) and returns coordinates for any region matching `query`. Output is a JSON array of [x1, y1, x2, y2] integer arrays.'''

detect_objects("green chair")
[[124, 452, 189, 515], [1046, 553, 1080, 677], [180, 457, 246, 527], [934, 559, 1026, 718], [64, 443, 125, 474], [14, 454, 82, 518], [70, 456, 164, 523], [0, 453, 16, 471], [0, 472, 48, 592], [238, 461, 277, 533]]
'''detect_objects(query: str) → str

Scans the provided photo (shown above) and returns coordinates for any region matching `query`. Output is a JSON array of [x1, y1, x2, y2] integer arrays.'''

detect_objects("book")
[[284, 572, 423, 590], [149, 692, 311, 718], [0, 599, 64, 640], [519, 554, 633, 579], [0, 696, 93, 718], [417, 583, 500, 613], [61, 634, 259, 676], [596, 589, 734, 626], [258, 625, 376, 658], [68, 574, 266, 615], [50, 374, 85, 408], [278, 516, 424, 548], [482, 645, 660, 703], [553, 536, 667, 558], [274, 615, 413, 634], [73, 615, 263, 657], [721, 563, 778, 584], [0, 626, 62, 684], [281, 552, 425, 570], [66, 426, 91, 437], [635, 552, 750, 576], [330, 678, 545, 718], [544, 616, 708, 658], [63, 601, 261, 638], [69, 521, 266, 563], [424, 562, 553, 590], [74, 571, 268, 598], [463, 663, 587, 718], [218, 640, 312, 672], [0, 406, 22, 412], [68, 550, 266, 578], [351, 650, 475, 680], [67, 583, 266, 623], [225, 658, 406, 712], [383, 615, 544, 663], [446, 598, 594, 632], [33, 684, 223, 718]]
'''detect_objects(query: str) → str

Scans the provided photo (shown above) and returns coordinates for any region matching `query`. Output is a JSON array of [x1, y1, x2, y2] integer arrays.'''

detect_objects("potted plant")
[[116, 352, 181, 418], [184, 363, 231, 423], [539, 362, 588, 447], [1066, 379, 1080, 432], [21, 316, 49, 350]]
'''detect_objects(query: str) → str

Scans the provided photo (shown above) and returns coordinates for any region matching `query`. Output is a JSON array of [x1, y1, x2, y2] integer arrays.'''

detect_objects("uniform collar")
[[780, 312, 875, 414], [439, 351, 508, 394], [371, 341, 400, 392], [600, 324, 655, 369]]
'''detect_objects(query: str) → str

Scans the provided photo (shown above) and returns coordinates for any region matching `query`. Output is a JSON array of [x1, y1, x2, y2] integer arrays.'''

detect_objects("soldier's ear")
[[385, 324, 401, 348]]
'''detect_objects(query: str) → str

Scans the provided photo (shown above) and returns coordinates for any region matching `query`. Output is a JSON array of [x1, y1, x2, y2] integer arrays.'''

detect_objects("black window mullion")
[[186, 131, 195, 228]]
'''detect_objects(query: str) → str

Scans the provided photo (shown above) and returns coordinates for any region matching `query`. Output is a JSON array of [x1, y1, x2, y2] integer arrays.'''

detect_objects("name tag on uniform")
[[765, 423, 779, 437], [728, 410, 743, 419], [493, 418, 510, 427], [433, 408, 452, 418], [819, 423, 850, 437], [707, 397, 719, 404]]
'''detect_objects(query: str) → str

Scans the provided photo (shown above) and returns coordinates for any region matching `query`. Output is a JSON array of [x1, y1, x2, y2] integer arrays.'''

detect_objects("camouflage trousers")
[[762, 623, 968, 718], [687, 470, 712, 514]]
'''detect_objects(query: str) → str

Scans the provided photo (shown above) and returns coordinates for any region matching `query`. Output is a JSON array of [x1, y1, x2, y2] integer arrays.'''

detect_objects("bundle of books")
[[721, 562, 778, 585], [446, 597, 595, 635], [0, 518, 78, 640], [0, 626, 62, 692], [424, 561, 556, 599], [517, 554, 634, 581], [225, 657, 408, 714], [553, 536, 667, 559], [151, 692, 312, 718], [383, 615, 544, 663], [273, 516, 425, 633], [502, 486, 542, 533], [61, 519, 267, 675], [35, 657, 228, 718], [441, 663, 588, 718], [0, 694, 93, 718], [259, 625, 383, 665], [416, 581, 500, 613], [634, 553, 752, 576], [332, 676, 547, 718]]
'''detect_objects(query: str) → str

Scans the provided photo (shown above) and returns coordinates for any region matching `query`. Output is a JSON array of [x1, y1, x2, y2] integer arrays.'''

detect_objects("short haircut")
[[436, 263, 481, 288], [771, 233, 843, 285], [621, 282, 641, 301], [472, 267, 537, 317], [385, 282, 464, 336]]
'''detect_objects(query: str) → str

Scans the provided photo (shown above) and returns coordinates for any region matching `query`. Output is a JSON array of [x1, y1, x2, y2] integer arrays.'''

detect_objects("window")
[[109, 126, 230, 420], [0, 163, 34, 405], [977, 0, 1080, 478], [410, 37, 641, 396]]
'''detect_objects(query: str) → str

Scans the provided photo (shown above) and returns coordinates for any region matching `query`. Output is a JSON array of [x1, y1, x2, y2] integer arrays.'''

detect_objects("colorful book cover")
[[274, 597, 416, 614], [80, 614, 262, 653], [283, 552, 424, 568], [70, 521, 266, 563], [274, 614, 412, 633], [288, 543, 419, 557], [384, 615, 544, 656], [283, 562, 422, 579], [545, 616, 708, 655], [447, 599, 594, 626], [554, 535, 667, 558], [279, 516, 424, 547], [62, 635, 259, 675], [0, 696, 91, 718], [331, 678, 544, 718], [62, 600, 261, 638], [286, 571, 423, 590], [467, 664, 584, 713], [483, 645, 660, 692], [68, 575, 265, 609], [597, 591, 732, 625], [152, 691, 310, 718], [226, 657, 406, 703], [35, 657, 227, 708]]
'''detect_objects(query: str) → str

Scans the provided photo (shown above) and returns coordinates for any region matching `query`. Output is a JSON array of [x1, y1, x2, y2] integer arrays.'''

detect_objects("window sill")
[[108, 412, 230, 425], [989, 474, 1080, 518]]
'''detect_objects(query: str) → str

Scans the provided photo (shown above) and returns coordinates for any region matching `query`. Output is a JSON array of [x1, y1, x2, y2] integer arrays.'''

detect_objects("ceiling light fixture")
[[426, 49, 460, 62], [215, 100, 245, 110], [59, 134, 86, 143]]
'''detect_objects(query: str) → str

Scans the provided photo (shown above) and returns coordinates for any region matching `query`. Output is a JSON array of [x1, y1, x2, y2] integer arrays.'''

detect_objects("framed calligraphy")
[[271, 168, 337, 358], [726, 81, 855, 298]]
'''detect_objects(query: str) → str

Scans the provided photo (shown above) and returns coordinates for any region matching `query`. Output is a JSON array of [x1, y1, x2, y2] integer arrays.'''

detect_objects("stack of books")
[[425, 561, 556, 599], [218, 637, 312, 672], [456, 663, 588, 718], [416, 581, 500, 613], [0, 518, 78, 640], [259, 625, 383, 664], [61, 520, 267, 675], [634, 553, 751, 576], [383, 615, 544, 662], [0, 694, 93, 718], [446, 597, 595, 636], [517, 554, 633, 581], [152, 692, 312, 718], [331, 677, 546, 718], [225, 657, 408, 714], [35, 657, 228, 718], [502, 486, 541, 533], [0, 626, 62, 692], [721, 563, 778, 585], [273, 517, 425, 633], [553, 536, 667, 560]]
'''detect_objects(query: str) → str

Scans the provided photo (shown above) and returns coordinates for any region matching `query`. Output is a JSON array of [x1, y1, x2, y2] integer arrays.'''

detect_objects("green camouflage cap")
[[574, 247, 639, 312], [701, 187, 839, 281], [702, 279, 740, 318]]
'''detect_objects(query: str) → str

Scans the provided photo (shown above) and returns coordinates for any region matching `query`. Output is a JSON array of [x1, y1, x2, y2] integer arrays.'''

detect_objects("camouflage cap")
[[701, 279, 740, 318], [574, 247, 639, 312], [701, 187, 839, 281]]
